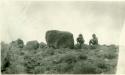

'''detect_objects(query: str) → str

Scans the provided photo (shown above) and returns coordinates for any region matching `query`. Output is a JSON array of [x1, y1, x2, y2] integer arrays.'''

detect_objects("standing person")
[[77, 34, 85, 48]]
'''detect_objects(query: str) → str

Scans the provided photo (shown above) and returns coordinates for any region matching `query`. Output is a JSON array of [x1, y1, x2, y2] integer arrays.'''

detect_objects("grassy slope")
[[1, 43, 119, 74]]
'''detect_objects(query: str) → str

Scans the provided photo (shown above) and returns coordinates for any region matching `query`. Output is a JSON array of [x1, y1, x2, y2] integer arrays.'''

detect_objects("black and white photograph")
[[1, 0, 125, 74]]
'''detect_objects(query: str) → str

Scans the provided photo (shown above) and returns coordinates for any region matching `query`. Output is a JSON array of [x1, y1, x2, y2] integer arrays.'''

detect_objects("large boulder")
[[45, 30, 74, 49], [25, 40, 39, 50]]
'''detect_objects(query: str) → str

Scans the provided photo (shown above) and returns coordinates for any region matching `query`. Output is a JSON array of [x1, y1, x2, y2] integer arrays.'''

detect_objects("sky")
[[1, 1, 125, 45]]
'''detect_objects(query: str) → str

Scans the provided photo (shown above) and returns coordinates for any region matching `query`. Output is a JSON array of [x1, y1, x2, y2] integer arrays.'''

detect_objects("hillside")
[[1, 41, 119, 74]]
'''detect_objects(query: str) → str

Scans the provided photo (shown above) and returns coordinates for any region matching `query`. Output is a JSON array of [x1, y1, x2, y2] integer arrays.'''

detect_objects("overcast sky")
[[1, 1, 125, 45]]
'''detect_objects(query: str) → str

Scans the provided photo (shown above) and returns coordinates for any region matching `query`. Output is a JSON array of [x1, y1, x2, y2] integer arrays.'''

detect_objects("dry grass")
[[1, 41, 119, 74]]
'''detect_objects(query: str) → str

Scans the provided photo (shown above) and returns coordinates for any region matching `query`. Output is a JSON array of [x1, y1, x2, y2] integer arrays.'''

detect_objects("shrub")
[[2, 47, 26, 74], [39, 42, 47, 48], [58, 52, 78, 64], [81, 44, 90, 49], [34, 65, 46, 74], [73, 61, 101, 74], [16, 38, 24, 48], [25, 40, 39, 50], [78, 54, 87, 60], [23, 54, 40, 73], [41, 48, 55, 56], [56, 63, 73, 73], [74, 44, 89, 49], [96, 60, 111, 73], [104, 53, 117, 59], [5, 63, 26, 74], [9, 38, 24, 48], [74, 43, 81, 49], [89, 45, 98, 49]]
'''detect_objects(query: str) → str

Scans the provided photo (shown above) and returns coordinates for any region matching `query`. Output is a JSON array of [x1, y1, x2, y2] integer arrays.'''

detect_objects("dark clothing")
[[76, 34, 85, 49], [89, 37, 98, 45], [77, 37, 84, 44]]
